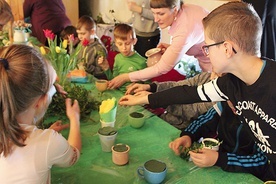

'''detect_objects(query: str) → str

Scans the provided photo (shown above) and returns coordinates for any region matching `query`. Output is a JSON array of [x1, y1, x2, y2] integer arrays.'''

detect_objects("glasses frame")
[[201, 41, 237, 56]]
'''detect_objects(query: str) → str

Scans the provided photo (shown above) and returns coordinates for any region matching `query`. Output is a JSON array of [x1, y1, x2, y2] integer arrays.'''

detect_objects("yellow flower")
[[99, 98, 116, 113], [55, 46, 61, 53], [62, 39, 68, 49], [40, 46, 46, 55]]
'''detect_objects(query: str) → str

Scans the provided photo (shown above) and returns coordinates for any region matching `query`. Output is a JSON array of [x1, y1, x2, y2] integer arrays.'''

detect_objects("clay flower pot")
[[112, 144, 130, 165], [95, 79, 108, 92], [145, 48, 162, 67]]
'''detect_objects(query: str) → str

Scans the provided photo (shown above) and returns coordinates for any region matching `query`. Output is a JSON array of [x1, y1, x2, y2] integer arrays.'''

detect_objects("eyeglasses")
[[201, 41, 237, 56]]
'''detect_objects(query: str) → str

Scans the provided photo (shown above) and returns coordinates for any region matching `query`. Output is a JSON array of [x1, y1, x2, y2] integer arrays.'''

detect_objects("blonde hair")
[[76, 15, 96, 31], [0, 45, 50, 157], [202, 1, 262, 56], [150, 0, 183, 9], [113, 23, 136, 41]]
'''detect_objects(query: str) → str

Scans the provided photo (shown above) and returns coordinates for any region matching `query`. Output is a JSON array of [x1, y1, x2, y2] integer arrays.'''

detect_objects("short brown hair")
[[113, 24, 136, 41], [150, 0, 183, 9], [202, 1, 262, 56], [76, 15, 95, 31]]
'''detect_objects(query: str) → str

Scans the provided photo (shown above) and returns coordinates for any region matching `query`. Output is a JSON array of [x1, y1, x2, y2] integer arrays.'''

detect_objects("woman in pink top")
[[108, 0, 211, 89]]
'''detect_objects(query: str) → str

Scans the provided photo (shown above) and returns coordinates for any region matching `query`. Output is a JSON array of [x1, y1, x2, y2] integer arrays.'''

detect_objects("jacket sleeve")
[[215, 146, 268, 179], [180, 105, 220, 142], [148, 77, 229, 108], [148, 85, 202, 108]]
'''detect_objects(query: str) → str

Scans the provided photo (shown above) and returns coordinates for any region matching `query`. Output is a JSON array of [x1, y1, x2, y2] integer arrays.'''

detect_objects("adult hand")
[[119, 94, 149, 106], [98, 56, 109, 71], [189, 148, 219, 167], [127, 1, 142, 14], [157, 43, 170, 54], [65, 98, 80, 123], [169, 136, 192, 155], [49, 120, 70, 132], [108, 73, 130, 89], [125, 83, 151, 95]]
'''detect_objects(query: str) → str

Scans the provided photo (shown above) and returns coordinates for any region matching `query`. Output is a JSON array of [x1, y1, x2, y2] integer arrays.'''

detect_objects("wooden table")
[[50, 81, 263, 184]]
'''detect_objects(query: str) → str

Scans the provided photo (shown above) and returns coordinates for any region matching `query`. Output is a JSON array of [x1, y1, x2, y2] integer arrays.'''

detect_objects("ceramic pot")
[[137, 159, 167, 184], [145, 48, 162, 67], [128, 112, 145, 129], [95, 79, 108, 92], [112, 144, 130, 165], [13, 30, 27, 43], [202, 138, 220, 151]]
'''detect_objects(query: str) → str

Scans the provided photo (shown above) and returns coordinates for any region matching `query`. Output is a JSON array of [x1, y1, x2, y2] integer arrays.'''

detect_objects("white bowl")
[[202, 138, 220, 151]]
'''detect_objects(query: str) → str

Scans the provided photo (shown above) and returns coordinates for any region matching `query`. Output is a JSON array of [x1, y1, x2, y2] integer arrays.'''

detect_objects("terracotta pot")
[[112, 144, 130, 165], [95, 79, 108, 92], [145, 48, 162, 67]]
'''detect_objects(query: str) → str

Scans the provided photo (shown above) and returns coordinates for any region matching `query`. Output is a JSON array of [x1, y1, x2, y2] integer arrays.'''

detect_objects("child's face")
[[77, 26, 94, 42], [115, 35, 136, 57], [203, 34, 228, 74]]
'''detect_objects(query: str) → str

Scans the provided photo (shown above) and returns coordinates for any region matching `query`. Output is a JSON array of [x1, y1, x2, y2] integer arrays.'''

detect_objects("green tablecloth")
[[50, 81, 263, 184]]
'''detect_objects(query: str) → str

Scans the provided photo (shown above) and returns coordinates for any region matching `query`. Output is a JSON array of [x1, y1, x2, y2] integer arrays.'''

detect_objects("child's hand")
[[65, 98, 80, 123], [125, 83, 150, 95], [98, 56, 109, 71], [189, 148, 219, 167], [119, 94, 149, 106], [169, 136, 192, 155], [54, 83, 68, 98], [49, 120, 70, 132]]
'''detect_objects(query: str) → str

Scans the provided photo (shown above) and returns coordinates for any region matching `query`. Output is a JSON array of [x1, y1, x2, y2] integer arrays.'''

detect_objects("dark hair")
[[0, 44, 50, 157], [60, 25, 78, 39]]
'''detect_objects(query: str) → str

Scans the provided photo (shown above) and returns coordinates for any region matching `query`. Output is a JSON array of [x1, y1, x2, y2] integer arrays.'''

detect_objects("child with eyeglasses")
[[119, 1, 276, 181]]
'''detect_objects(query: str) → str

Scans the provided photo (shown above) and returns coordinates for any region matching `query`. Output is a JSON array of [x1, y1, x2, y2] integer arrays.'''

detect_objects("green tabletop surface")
[[50, 80, 263, 184]]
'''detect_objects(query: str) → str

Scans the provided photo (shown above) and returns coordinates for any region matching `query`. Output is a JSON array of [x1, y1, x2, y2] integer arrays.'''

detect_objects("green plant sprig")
[[45, 84, 100, 122], [180, 142, 203, 161]]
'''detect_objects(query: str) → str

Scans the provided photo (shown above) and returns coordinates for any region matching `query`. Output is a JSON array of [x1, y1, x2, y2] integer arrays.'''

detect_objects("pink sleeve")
[[129, 5, 208, 82]]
